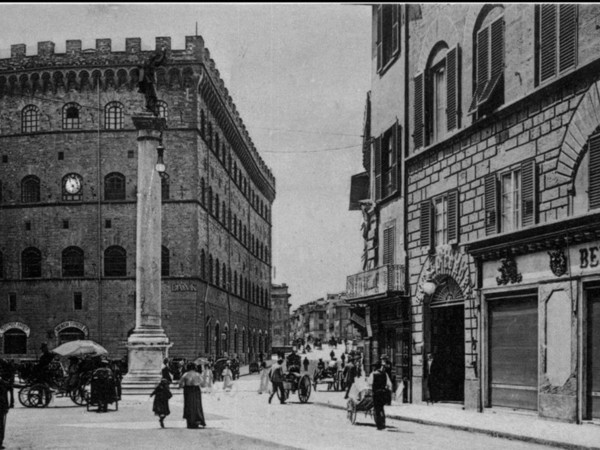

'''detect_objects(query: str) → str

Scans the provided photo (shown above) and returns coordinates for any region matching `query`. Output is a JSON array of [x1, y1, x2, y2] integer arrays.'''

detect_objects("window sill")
[[377, 52, 400, 77]]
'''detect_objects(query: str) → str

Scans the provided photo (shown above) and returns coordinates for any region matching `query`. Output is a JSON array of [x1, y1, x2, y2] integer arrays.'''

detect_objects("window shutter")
[[521, 159, 537, 227], [414, 72, 424, 149], [484, 173, 498, 235], [392, 4, 400, 55], [374, 136, 382, 201], [446, 44, 461, 131], [396, 122, 402, 191], [390, 122, 399, 194], [420, 200, 432, 248], [383, 226, 395, 265], [376, 5, 383, 72], [479, 18, 504, 105], [540, 4, 557, 82], [559, 4, 577, 73], [468, 27, 489, 114], [447, 190, 459, 244], [588, 134, 600, 209]]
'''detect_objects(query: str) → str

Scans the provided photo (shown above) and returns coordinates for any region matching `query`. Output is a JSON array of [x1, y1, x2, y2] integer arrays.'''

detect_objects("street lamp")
[[156, 141, 166, 176]]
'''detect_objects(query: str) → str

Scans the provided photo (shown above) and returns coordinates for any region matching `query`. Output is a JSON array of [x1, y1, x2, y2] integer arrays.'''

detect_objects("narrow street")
[[4, 373, 549, 450]]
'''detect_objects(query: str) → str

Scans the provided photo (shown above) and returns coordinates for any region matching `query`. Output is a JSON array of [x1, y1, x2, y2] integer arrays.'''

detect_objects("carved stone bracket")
[[496, 255, 522, 285]]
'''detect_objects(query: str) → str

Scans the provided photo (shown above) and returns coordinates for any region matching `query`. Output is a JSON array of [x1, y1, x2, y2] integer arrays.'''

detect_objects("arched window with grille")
[[22, 105, 40, 133], [161, 246, 170, 277], [22, 247, 42, 278], [3, 328, 27, 354], [21, 175, 40, 203], [104, 101, 124, 130], [62, 246, 84, 277], [104, 246, 126, 277], [62, 102, 81, 129], [58, 327, 85, 344], [105, 172, 126, 200]]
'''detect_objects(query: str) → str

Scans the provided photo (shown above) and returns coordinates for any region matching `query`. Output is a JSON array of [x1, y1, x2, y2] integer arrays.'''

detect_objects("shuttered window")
[[376, 4, 401, 74], [374, 123, 401, 201], [588, 134, 600, 210], [485, 161, 537, 235], [420, 200, 432, 249], [469, 16, 505, 115], [537, 4, 578, 85], [447, 190, 459, 244], [374, 136, 382, 200], [383, 226, 395, 265], [414, 72, 424, 149], [420, 191, 459, 248]]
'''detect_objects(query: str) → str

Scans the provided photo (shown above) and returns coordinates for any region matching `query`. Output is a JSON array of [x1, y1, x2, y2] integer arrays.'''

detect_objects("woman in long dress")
[[222, 362, 234, 391], [178, 363, 206, 429], [258, 361, 269, 394]]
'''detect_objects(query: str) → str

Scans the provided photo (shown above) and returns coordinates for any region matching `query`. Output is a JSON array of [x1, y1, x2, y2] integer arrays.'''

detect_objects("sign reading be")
[[580, 246, 600, 268]]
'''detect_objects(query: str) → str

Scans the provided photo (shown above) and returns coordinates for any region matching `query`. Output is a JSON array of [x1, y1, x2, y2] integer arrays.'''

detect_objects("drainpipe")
[[403, 2, 411, 403]]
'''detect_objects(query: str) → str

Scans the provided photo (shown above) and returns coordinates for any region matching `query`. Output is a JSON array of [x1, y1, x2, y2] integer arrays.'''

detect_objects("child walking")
[[150, 378, 172, 428]]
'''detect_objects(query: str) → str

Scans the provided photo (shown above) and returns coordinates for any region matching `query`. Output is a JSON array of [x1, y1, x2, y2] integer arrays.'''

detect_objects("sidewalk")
[[313, 393, 600, 450]]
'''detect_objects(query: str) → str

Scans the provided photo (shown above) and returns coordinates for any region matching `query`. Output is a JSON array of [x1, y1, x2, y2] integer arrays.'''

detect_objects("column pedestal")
[[121, 113, 171, 395]]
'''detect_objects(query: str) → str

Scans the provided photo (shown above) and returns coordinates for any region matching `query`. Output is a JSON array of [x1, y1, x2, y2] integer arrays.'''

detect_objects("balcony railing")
[[346, 264, 405, 300]]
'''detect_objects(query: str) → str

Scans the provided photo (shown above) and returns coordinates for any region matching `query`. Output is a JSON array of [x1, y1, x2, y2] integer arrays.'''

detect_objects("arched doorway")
[[58, 327, 85, 345], [428, 276, 465, 402], [215, 323, 221, 357]]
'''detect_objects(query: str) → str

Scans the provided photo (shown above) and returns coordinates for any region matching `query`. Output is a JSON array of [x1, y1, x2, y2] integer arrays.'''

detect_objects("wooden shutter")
[[383, 226, 395, 265], [414, 72, 424, 149], [374, 136, 382, 201], [485, 173, 498, 235], [376, 5, 383, 72], [396, 122, 402, 191], [479, 18, 504, 105], [447, 190, 459, 244], [468, 27, 489, 114], [420, 200, 432, 248], [540, 4, 557, 83], [390, 122, 399, 195], [588, 134, 600, 209], [392, 4, 400, 55], [521, 159, 537, 227], [446, 44, 461, 131], [559, 4, 577, 73]]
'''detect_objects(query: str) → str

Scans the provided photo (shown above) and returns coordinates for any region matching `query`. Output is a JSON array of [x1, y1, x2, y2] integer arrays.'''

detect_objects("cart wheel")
[[18, 387, 31, 408], [276, 387, 289, 402], [70, 381, 90, 406], [28, 385, 50, 408], [298, 375, 312, 403]]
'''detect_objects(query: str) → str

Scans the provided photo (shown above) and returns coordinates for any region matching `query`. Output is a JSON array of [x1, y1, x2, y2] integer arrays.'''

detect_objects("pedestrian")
[[340, 352, 346, 369], [222, 361, 234, 391], [150, 378, 172, 428], [302, 357, 309, 372], [330, 349, 335, 360], [258, 360, 269, 394], [0, 365, 12, 450], [368, 360, 393, 430], [425, 352, 439, 405], [344, 358, 357, 400], [178, 363, 206, 429], [268, 359, 286, 405], [90, 358, 116, 413], [161, 358, 172, 384]]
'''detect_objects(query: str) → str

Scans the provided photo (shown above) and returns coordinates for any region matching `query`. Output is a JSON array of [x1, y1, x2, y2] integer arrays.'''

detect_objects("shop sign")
[[171, 282, 197, 292], [0, 322, 30, 336], [579, 245, 600, 269], [55, 321, 88, 335]]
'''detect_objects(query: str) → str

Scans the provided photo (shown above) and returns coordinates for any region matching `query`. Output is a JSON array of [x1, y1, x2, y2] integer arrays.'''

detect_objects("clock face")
[[64, 174, 82, 194]]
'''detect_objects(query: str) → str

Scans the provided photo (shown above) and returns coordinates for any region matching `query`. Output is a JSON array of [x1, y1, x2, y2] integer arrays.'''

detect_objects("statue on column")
[[138, 47, 167, 116]]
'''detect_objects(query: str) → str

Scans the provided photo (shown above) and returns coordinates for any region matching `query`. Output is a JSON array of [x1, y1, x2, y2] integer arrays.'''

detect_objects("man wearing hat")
[[90, 357, 115, 412], [343, 357, 357, 400]]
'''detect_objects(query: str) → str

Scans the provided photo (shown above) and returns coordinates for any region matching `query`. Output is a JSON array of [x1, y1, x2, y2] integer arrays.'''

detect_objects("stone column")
[[121, 113, 171, 394]]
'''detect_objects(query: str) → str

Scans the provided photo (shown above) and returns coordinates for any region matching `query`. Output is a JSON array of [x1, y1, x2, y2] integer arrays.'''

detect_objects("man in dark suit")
[[368, 361, 392, 430], [343, 358, 357, 399], [268, 359, 286, 404]]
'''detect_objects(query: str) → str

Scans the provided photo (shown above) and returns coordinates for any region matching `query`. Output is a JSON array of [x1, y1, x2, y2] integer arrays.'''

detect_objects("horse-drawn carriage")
[[346, 389, 374, 424], [276, 369, 312, 403], [313, 365, 345, 392]]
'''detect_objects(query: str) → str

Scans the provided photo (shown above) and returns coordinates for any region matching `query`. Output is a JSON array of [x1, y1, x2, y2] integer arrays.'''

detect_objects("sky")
[[0, 3, 372, 310]]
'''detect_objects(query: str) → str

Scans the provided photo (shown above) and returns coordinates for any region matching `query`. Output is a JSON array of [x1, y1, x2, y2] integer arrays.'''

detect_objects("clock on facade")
[[63, 173, 83, 200]]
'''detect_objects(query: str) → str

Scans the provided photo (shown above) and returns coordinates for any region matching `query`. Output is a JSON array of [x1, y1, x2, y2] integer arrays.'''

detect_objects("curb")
[[313, 402, 599, 450]]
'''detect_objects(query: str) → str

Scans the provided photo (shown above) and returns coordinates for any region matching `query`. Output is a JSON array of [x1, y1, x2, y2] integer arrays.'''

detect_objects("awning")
[[349, 171, 369, 211]]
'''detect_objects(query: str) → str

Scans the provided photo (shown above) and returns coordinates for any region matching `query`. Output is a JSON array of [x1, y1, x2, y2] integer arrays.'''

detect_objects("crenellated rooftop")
[[0, 36, 275, 191]]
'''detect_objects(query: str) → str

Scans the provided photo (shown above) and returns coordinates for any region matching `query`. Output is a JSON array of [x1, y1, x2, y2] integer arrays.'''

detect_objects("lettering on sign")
[[55, 321, 88, 335], [580, 247, 600, 269], [171, 283, 197, 292], [0, 322, 31, 336]]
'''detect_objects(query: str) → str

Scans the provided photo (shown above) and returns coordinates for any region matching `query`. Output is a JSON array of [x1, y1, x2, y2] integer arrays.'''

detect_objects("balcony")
[[346, 264, 405, 300]]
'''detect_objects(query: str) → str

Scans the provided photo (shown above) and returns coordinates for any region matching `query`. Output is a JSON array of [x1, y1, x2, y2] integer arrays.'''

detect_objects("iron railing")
[[346, 264, 405, 300]]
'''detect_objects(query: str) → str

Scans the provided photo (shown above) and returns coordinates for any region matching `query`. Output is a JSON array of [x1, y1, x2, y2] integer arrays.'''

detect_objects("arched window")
[[234, 328, 239, 355], [161, 174, 170, 201], [208, 254, 213, 283], [4, 328, 27, 354], [200, 250, 206, 280], [22, 105, 40, 133], [215, 322, 221, 356], [104, 246, 126, 277], [215, 258, 220, 286], [104, 101, 124, 130], [21, 175, 40, 203], [215, 194, 220, 220], [207, 187, 213, 214], [228, 268, 232, 292], [58, 327, 85, 345], [62, 246, 84, 277], [157, 101, 168, 122], [234, 271, 238, 295], [222, 202, 227, 225], [21, 247, 42, 278], [201, 178, 206, 206], [62, 102, 81, 129], [205, 318, 212, 354], [222, 263, 227, 289], [242, 329, 247, 354], [161, 246, 170, 277], [105, 172, 126, 200], [200, 110, 206, 139]]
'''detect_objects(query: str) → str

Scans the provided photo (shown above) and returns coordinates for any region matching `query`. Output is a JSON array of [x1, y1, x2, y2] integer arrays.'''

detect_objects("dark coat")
[[151, 383, 172, 417]]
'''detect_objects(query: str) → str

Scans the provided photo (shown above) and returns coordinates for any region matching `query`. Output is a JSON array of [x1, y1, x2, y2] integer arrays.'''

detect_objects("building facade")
[[325, 292, 361, 343], [0, 36, 275, 364], [349, 4, 600, 423], [270, 283, 291, 349]]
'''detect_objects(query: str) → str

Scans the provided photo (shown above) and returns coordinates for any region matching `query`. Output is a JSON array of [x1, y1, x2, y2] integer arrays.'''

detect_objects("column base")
[[121, 329, 172, 395]]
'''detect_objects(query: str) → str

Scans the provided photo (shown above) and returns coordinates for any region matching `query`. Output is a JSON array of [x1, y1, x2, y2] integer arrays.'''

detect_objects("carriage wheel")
[[70, 381, 91, 406], [298, 375, 312, 403], [18, 387, 32, 407], [276, 387, 289, 402], [28, 384, 51, 408]]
